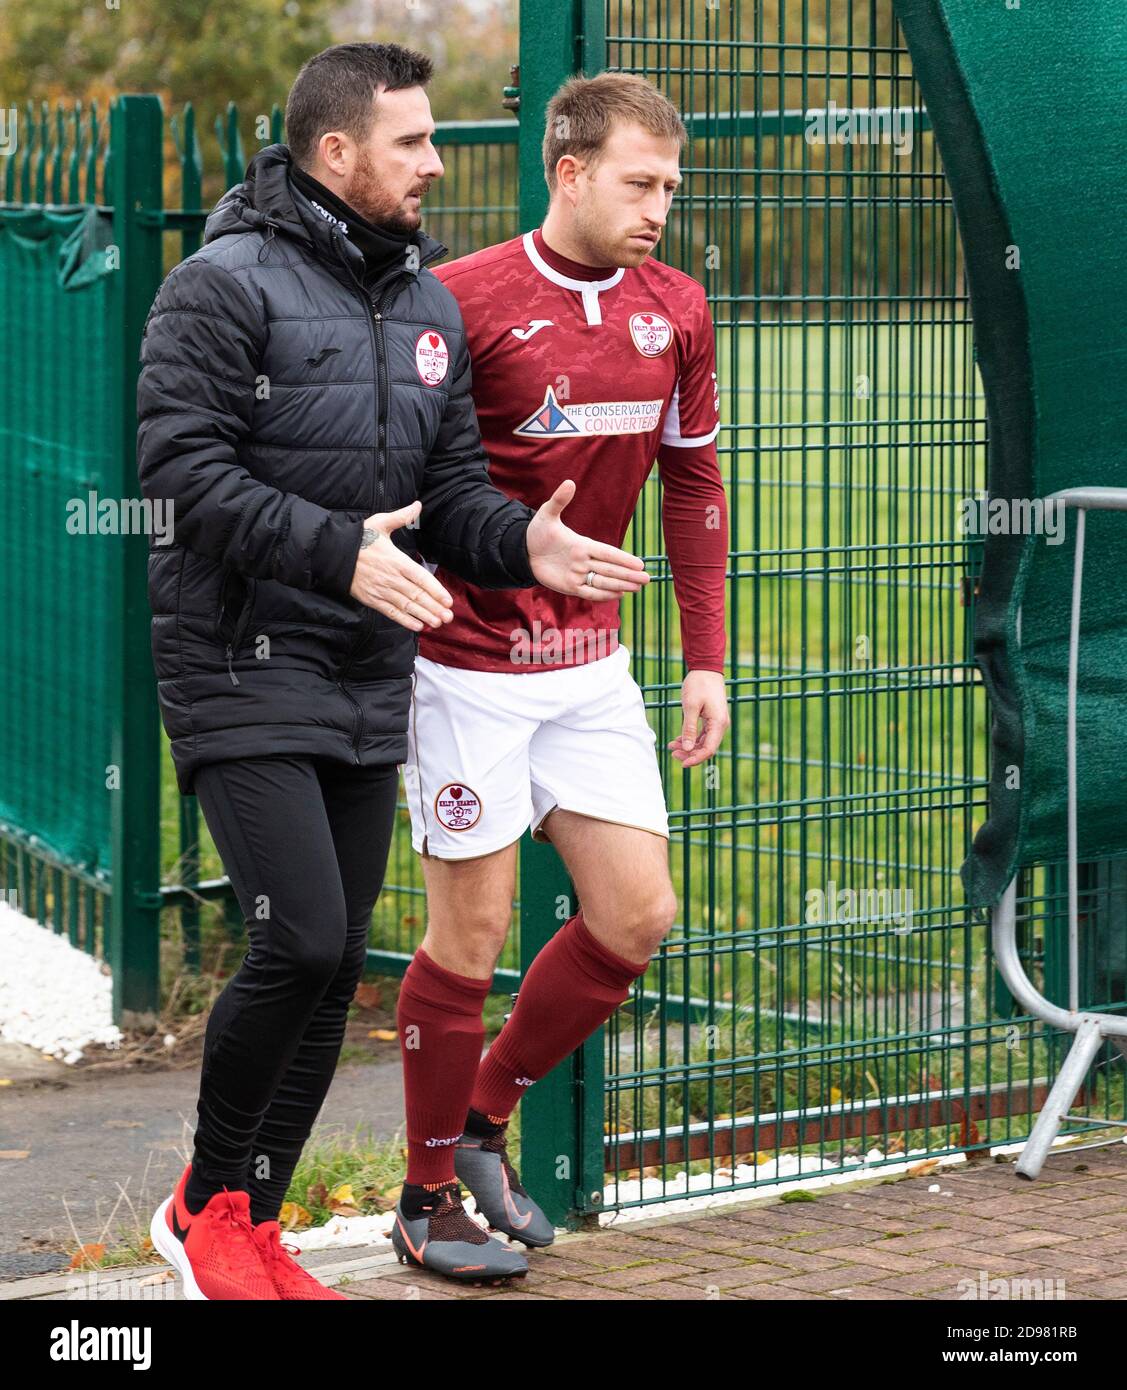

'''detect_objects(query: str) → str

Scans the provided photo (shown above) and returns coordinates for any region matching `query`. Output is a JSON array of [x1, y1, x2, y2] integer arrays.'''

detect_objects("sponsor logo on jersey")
[[415, 330, 450, 386], [511, 319, 555, 341], [514, 385, 663, 439], [434, 782, 481, 831], [629, 311, 673, 356]]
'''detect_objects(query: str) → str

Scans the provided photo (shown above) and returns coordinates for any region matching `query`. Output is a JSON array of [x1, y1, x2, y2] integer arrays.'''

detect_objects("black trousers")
[[190, 753, 399, 1223]]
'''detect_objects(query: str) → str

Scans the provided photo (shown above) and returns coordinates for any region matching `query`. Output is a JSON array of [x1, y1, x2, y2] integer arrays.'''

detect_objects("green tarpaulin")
[[0, 203, 119, 877], [894, 0, 1127, 911]]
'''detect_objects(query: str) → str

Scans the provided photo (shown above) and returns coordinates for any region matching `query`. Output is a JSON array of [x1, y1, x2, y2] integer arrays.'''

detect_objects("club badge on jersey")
[[629, 312, 673, 356]]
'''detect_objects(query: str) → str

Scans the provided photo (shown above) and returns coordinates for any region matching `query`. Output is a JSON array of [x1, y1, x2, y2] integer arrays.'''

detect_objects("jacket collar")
[[204, 142, 447, 291]]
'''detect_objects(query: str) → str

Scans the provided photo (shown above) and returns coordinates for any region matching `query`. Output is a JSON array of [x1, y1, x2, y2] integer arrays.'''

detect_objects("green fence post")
[[107, 94, 164, 1026], [515, 0, 607, 1230]]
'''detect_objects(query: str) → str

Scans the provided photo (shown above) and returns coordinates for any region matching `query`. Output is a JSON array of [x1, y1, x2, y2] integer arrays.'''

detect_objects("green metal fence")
[[578, 0, 1127, 1211], [2, 0, 1124, 1230]]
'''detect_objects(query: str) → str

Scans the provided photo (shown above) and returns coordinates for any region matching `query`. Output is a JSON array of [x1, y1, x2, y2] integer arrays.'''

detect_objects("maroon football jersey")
[[421, 228, 722, 672]]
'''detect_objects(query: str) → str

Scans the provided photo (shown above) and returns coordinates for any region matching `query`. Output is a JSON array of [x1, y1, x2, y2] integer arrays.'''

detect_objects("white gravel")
[[0, 897, 124, 1064]]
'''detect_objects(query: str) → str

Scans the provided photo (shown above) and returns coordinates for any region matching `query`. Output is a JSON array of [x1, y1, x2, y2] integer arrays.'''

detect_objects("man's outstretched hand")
[[350, 501, 454, 632], [525, 480, 648, 599]]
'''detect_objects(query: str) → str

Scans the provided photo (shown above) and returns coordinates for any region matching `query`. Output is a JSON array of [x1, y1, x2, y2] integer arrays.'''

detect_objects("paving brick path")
[[6, 1145, 1127, 1300]]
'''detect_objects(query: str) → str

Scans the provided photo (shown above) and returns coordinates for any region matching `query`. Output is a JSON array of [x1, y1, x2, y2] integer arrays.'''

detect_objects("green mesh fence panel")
[[0, 204, 118, 880]]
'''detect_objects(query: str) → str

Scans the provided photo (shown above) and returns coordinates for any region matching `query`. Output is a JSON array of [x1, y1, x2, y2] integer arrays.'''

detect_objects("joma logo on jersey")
[[514, 385, 663, 439]]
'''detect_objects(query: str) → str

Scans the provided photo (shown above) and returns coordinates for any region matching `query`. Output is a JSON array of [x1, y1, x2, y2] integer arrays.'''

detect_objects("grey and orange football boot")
[[390, 1181, 528, 1283], [455, 1122, 556, 1248]]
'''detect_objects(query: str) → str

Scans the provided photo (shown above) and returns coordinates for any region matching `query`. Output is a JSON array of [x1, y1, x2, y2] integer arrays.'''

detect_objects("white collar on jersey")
[[522, 229, 625, 327]]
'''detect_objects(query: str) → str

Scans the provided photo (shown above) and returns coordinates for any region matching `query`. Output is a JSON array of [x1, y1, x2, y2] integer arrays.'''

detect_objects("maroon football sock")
[[398, 947, 492, 1188], [470, 912, 649, 1121]]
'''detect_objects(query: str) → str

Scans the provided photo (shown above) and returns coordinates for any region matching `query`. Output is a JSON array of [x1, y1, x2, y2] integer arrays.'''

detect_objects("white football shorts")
[[404, 643, 669, 859]]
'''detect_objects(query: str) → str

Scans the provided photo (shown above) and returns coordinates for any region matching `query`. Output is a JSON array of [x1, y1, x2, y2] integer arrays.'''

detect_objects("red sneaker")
[[149, 1162, 279, 1300], [252, 1220, 349, 1300]]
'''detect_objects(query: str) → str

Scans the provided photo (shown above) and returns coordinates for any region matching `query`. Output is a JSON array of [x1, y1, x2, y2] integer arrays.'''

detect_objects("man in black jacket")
[[141, 42, 647, 1299]]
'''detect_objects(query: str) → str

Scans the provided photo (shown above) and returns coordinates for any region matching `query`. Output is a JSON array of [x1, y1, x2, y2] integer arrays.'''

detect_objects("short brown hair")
[[542, 73, 687, 192], [286, 42, 434, 171]]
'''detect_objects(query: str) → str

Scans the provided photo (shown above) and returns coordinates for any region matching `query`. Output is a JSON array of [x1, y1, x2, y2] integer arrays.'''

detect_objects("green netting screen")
[[0, 204, 118, 879], [895, 0, 1127, 909]]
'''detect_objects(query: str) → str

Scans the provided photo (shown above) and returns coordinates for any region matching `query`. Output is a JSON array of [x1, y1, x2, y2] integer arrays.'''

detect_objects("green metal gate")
[[2, 0, 1124, 1232], [513, 0, 1127, 1218]]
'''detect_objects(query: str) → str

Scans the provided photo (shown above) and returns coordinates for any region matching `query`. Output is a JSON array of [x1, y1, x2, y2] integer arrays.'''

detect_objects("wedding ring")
[[586, 570, 597, 589]]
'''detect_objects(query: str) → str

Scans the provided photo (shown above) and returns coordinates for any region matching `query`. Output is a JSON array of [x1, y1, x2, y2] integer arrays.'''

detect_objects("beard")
[[343, 146, 427, 235], [573, 198, 655, 268]]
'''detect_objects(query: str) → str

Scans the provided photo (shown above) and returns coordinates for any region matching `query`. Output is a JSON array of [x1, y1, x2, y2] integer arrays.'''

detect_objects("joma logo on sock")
[[424, 1134, 461, 1147], [514, 1076, 535, 1086]]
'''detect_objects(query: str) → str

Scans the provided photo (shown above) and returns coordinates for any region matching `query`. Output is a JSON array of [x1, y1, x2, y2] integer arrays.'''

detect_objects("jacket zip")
[[328, 232, 418, 763], [336, 673, 365, 764], [224, 581, 256, 687], [331, 235, 444, 510]]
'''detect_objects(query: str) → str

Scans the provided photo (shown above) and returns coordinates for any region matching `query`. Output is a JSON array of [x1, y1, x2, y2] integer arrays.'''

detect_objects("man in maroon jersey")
[[392, 72, 730, 1268]]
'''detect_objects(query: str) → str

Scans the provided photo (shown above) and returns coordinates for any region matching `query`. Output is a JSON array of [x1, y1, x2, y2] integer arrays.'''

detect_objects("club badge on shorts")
[[629, 312, 673, 357], [415, 330, 450, 386], [434, 782, 481, 831]]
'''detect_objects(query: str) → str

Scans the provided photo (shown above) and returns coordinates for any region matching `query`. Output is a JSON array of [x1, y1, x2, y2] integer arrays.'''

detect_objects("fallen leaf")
[[279, 1201, 312, 1231], [907, 1158, 941, 1177], [369, 1029, 397, 1041], [958, 1114, 981, 1147], [69, 1244, 105, 1268], [0, 1150, 30, 1159]]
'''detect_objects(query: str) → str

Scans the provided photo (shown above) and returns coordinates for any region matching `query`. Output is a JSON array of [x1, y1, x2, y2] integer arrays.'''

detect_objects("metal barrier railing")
[[993, 488, 1127, 1178]]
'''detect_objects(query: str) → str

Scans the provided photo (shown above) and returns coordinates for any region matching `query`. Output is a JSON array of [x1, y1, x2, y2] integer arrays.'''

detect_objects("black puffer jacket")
[[137, 143, 536, 795]]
